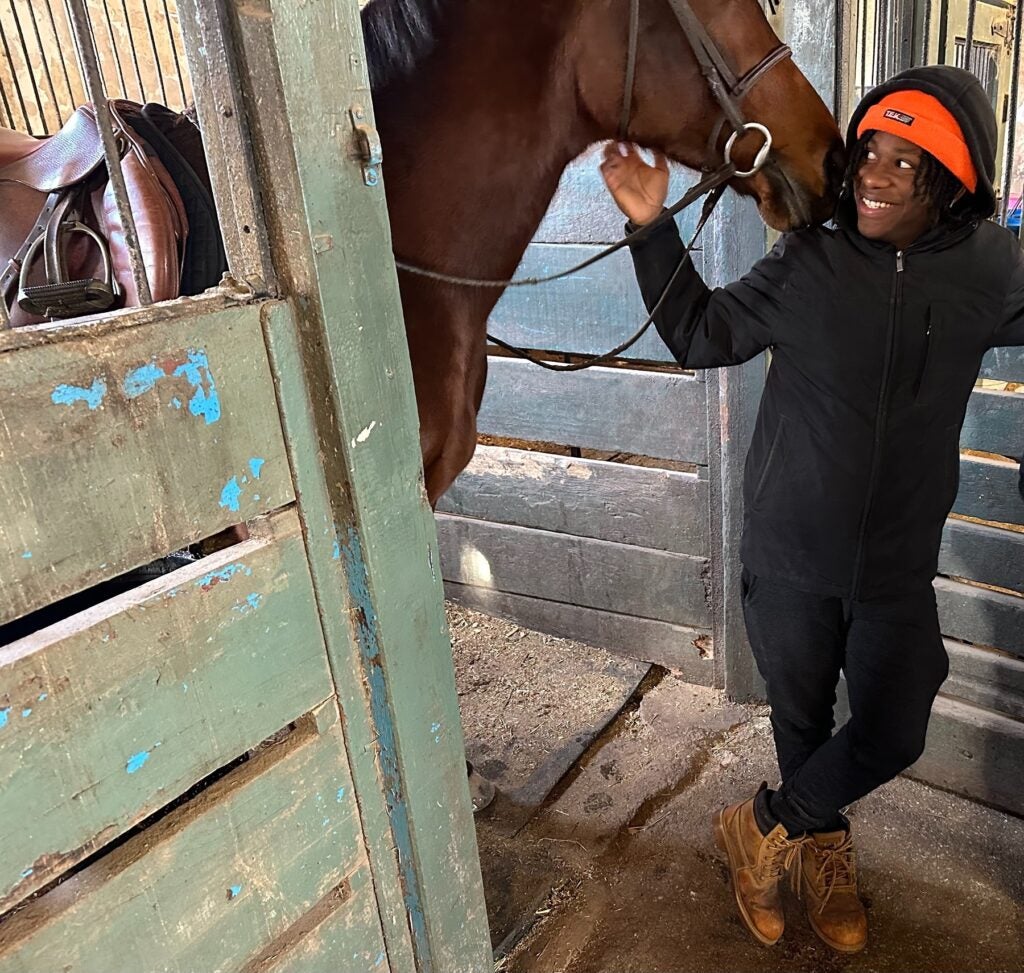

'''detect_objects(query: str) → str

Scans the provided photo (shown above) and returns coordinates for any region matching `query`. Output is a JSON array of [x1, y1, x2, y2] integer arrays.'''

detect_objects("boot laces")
[[804, 835, 857, 912], [757, 831, 802, 882]]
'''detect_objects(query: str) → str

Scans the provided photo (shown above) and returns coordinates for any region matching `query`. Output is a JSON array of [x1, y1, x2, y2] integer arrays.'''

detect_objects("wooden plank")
[[487, 245, 676, 362], [0, 509, 335, 911], [944, 639, 1024, 721], [265, 0, 491, 966], [980, 345, 1024, 383], [0, 706, 387, 973], [479, 358, 707, 464], [935, 576, 1024, 658], [438, 446, 709, 556], [265, 870, 389, 973], [436, 514, 712, 630], [939, 518, 1024, 594], [445, 582, 714, 686], [961, 388, 1024, 458], [534, 144, 706, 245], [952, 455, 1024, 527], [909, 694, 1024, 818], [0, 299, 295, 627]]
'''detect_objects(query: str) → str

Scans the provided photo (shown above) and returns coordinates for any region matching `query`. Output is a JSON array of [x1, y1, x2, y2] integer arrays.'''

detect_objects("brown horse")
[[366, 0, 844, 505]]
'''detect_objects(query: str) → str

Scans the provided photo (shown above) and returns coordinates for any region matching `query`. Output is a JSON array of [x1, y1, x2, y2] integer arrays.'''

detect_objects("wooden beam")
[[439, 445, 709, 556], [936, 576, 1024, 657], [437, 514, 712, 630], [944, 638, 1024, 721], [479, 358, 707, 464], [953, 455, 1024, 527], [939, 518, 1024, 595], [980, 345, 1024, 383], [961, 387, 1024, 459]]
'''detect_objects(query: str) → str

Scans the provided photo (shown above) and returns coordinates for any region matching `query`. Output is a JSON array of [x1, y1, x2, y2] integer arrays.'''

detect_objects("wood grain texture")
[[487, 245, 678, 362], [0, 509, 334, 912], [953, 455, 1024, 527], [444, 582, 714, 685], [437, 514, 712, 630], [438, 446, 709, 556], [909, 694, 1024, 818], [0, 299, 294, 627], [479, 358, 708, 464], [980, 345, 1024, 383], [961, 388, 1024, 459], [944, 639, 1024, 721], [939, 518, 1024, 594], [0, 707, 384, 973], [935, 576, 1024, 658]]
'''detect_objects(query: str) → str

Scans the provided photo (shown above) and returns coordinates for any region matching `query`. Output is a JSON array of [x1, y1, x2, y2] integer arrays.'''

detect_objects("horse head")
[[572, 0, 846, 230]]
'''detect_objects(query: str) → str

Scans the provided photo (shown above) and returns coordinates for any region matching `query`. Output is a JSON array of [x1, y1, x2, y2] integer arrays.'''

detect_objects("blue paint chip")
[[21, 708, 31, 718], [170, 396, 182, 409], [430, 722, 441, 733], [52, 378, 107, 410], [174, 349, 221, 424], [20, 867, 33, 879], [197, 563, 252, 589], [21, 551, 31, 559], [182, 683, 189, 693], [126, 750, 151, 773], [123, 362, 165, 398], [37, 693, 47, 702], [375, 951, 385, 967], [322, 817, 330, 827], [232, 592, 263, 615], [336, 787, 346, 802], [219, 477, 242, 512], [332, 538, 341, 560], [228, 884, 242, 900], [248, 457, 265, 479], [0, 708, 9, 729]]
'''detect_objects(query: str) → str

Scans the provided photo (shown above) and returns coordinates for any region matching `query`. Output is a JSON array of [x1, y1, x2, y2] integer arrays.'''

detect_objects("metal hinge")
[[349, 105, 383, 187]]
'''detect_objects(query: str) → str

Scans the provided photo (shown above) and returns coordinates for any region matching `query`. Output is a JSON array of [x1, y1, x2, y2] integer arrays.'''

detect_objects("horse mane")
[[362, 0, 450, 91]]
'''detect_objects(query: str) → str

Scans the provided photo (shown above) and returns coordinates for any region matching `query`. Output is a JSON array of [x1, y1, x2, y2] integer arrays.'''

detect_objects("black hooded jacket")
[[627, 66, 1024, 599]]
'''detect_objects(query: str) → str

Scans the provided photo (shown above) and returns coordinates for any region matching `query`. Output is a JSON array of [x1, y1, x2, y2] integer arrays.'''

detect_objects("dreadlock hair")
[[846, 130, 973, 226]]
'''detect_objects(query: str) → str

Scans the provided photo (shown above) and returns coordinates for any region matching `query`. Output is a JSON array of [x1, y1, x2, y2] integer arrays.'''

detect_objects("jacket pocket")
[[912, 309, 937, 402], [752, 418, 786, 508]]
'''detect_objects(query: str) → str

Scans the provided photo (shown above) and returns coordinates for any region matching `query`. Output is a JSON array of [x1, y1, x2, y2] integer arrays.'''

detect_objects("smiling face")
[[853, 130, 941, 249]]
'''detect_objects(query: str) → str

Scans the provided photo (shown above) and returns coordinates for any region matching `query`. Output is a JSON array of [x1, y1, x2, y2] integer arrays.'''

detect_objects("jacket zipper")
[[851, 249, 903, 598]]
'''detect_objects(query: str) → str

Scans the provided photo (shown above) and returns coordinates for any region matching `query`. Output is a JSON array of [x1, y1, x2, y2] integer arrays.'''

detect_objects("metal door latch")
[[349, 105, 383, 187]]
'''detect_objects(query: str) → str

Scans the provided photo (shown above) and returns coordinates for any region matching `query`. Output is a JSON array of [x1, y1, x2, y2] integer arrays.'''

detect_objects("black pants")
[[741, 569, 949, 834]]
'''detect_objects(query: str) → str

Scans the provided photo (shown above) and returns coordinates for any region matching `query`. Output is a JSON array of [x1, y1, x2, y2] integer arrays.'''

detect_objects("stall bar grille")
[[0, 0, 185, 327]]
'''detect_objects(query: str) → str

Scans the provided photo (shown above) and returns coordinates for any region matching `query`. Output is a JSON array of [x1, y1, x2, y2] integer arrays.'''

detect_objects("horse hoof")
[[467, 762, 497, 813]]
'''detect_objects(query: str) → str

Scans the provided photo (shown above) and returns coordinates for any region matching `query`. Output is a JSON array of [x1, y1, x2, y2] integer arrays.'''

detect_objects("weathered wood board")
[[980, 346, 1024, 383], [445, 581, 714, 685], [0, 509, 334, 911], [944, 639, 1024, 721], [961, 388, 1024, 458], [478, 358, 707, 464], [0, 706, 384, 973], [939, 518, 1024, 594], [952, 455, 1023, 527], [439, 446, 709, 556], [935, 576, 1024, 658], [0, 299, 294, 626], [910, 694, 1024, 818], [436, 513, 711, 630]]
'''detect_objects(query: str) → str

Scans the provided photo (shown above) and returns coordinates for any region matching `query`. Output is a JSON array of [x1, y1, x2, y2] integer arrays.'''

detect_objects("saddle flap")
[[0, 108, 106, 193]]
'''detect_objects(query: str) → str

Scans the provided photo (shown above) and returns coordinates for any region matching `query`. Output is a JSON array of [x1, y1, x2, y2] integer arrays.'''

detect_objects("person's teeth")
[[862, 197, 892, 210]]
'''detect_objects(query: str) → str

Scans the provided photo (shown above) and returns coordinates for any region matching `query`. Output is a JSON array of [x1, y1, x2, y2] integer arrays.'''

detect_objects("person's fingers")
[[652, 150, 669, 172]]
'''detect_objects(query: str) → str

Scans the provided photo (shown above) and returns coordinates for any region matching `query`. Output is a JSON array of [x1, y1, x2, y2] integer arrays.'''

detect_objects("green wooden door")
[[0, 0, 489, 970]]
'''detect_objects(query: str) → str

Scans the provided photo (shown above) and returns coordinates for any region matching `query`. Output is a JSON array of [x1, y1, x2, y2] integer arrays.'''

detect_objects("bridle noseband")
[[397, 0, 796, 371]]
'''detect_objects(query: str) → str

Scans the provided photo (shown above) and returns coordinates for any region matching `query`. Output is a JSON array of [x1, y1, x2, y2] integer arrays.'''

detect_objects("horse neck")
[[371, 3, 596, 285]]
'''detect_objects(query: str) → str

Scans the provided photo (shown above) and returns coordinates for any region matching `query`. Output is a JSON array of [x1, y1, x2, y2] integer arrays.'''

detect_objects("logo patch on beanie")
[[883, 109, 915, 125]]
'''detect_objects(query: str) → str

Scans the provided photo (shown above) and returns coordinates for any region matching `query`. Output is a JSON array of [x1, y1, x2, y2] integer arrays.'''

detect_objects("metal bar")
[[65, 0, 153, 304], [859, 0, 869, 99], [937, 0, 949, 64], [965, 0, 977, 66], [42, 0, 77, 112], [25, 0, 64, 128], [922, 0, 933, 64], [1000, 1, 1023, 225], [0, 7, 31, 131], [117, 0, 146, 99], [160, 0, 187, 105], [141, 0, 168, 104], [99, 0, 130, 98], [8, 0, 46, 134]]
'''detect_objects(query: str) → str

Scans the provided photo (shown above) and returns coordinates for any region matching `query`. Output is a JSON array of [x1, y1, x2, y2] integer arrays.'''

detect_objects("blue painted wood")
[[940, 518, 1024, 594], [980, 346, 1024, 383], [936, 577, 1024, 658], [954, 455, 1024, 527], [961, 388, 1023, 458]]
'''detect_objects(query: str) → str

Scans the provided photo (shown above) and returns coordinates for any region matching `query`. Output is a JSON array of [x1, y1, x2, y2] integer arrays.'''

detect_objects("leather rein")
[[396, 0, 793, 371]]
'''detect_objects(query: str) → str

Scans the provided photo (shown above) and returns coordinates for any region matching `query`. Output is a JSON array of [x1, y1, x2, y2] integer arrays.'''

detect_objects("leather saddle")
[[1, 100, 226, 327]]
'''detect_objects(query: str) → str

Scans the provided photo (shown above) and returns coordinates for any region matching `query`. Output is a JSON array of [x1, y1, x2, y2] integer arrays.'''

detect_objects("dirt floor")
[[447, 603, 1024, 973]]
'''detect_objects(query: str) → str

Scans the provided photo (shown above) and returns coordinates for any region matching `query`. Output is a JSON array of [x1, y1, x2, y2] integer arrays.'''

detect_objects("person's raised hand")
[[600, 142, 670, 226]]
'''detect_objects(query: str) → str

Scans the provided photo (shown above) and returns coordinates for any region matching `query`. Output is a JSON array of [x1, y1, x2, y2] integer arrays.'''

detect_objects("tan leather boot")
[[797, 829, 868, 953], [713, 787, 803, 946]]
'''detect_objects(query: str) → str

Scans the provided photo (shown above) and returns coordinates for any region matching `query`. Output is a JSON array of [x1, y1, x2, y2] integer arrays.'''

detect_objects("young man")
[[601, 66, 1024, 953]]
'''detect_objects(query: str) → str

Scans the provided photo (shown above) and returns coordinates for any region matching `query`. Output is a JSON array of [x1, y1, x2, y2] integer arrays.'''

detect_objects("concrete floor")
[[449, 604, 1024, 973]]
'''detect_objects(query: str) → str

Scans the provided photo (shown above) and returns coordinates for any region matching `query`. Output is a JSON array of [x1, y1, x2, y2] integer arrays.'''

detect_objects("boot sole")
[[712, 810, 782, 947], [806, 909, 867, 954]]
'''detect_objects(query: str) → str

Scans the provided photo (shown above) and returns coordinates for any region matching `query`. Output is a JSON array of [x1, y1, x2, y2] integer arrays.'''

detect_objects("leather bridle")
[[397, 0, 795, 371]]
